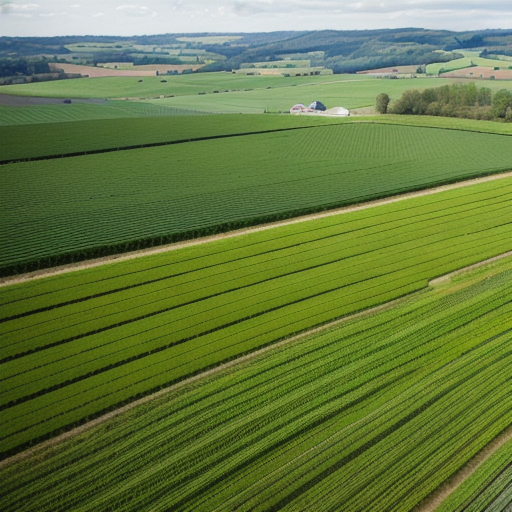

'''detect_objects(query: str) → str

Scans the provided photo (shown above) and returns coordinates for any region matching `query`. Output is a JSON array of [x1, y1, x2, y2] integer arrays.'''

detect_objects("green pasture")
[[2, 123, 512, 275], [459, 50, 512, 68], [1, 72, 509, 121], [142, 76, 472, 113], [0, 72, 372, 99], [436, 436, 512, 512], [427, 51, 512, 75], [0, 245, 511, 510], [426, 58, 475, 75]]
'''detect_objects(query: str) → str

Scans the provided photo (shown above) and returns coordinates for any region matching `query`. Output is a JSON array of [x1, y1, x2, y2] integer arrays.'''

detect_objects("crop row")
[[0, 179, 510, 457], [1, 173, 509, 315], [0, 257, 511, 511], [2, 123, 511, 275], [435, 437, 512, 512], [2, 193, 508, 349], [0, 114, 341, 162]]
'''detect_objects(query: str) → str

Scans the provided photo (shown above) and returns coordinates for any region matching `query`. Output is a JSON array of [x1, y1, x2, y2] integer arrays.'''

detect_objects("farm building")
[[309, 100, 327, 111], [325, 106, 350, 116], [290, 102, 350, 116]]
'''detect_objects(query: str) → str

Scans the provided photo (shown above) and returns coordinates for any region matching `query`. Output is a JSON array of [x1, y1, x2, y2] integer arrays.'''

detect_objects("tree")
[[491, 89, 512, 119], [375, 93, 390, 114]]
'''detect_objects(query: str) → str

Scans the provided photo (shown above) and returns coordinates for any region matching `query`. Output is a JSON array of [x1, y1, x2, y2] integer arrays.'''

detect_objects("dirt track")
[[415, 425, 512, 512], [2, 170, 511, 287], [0, 291, 413, 470]]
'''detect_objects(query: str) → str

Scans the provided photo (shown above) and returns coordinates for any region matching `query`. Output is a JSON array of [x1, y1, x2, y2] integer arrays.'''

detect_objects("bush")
[[375, 93, 390, 114]]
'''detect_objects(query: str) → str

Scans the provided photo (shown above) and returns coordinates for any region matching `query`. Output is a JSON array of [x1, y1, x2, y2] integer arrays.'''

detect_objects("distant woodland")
[[384, 83, 512, 121], [1, 28, 511, 79]]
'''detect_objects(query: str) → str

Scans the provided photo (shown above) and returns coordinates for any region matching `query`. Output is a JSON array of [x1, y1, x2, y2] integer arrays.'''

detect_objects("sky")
[[0, 0, 511, 37]]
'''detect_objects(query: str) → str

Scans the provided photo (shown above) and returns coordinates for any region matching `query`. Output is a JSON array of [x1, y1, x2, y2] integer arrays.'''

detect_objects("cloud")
[[2, 2, 38, 14], [229, 0, 512, 16], [115, 4, 157, 17]]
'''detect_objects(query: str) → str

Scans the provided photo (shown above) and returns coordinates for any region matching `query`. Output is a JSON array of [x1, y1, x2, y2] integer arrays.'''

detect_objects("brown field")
[[100, 63, 206, 72], [440, 66, 512, 80], [50, 63, 156, 77], [50, 63, 205, 78], [357, 65, 420, 74]]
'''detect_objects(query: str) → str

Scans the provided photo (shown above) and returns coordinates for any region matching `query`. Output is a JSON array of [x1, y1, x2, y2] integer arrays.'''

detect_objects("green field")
[[1, 123, 511, 275], [0, 245, 510, 511], [436, 437, 512, 512], [0, 114, 348, 161], [426, 57, 476, 75], [0, 177, 511, 457], [459, 50, 512, 69], [0, 73, 373, 99], [141, 76, 501, 114], [1, 72, 510, 121], [426, 51, 512, 75], [0, 101, 206, 127]]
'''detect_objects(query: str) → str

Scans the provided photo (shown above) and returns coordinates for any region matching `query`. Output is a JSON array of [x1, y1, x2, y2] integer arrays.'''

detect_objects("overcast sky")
[[1, 1, 511, 37]]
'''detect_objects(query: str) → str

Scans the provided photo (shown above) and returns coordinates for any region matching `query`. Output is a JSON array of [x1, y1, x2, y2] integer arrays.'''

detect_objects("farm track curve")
[[2, 169, 511, 287]]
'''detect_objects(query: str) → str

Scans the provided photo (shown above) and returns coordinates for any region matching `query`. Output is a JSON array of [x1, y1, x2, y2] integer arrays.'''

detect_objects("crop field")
[[436, 437, 512, 512], [1, 123, 512, 275], [0, 177, 511, 458], [0, 101, 206, 127], [0, 114, 347, 162], [1, 249, 511, 511]]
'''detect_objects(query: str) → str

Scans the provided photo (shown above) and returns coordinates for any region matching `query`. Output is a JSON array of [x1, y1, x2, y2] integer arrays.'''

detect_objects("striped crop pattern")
[[0, 177, 510, 457], [0, 251, 511, 511]]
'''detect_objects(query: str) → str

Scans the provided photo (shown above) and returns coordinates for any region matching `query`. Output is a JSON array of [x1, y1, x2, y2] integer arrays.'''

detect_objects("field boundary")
[[0, 124, 318, 165], [429, 251, 512, 285], [2, 170, 511, 287], [414, 424, 512, 512], [2, 118, 510, 165], [2, 250, 511, 469], [0, 289, 422, 469]]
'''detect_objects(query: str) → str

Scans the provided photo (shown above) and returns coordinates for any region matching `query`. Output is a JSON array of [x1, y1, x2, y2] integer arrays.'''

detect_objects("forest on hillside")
[[1, 28, 511, 79]]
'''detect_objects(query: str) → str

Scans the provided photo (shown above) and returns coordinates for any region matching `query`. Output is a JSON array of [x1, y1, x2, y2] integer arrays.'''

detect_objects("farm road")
[[2, 169, 511, 287]]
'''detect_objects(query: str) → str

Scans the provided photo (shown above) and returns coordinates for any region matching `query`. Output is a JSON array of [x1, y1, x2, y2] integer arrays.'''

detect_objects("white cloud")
[[1, 0, 510, 37], [115, 4, 158, 17], [9, 3, 39, 11]]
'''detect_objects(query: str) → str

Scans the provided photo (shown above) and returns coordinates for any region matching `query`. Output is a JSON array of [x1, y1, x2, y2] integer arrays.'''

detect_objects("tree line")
[[377, 83, 512, 121]]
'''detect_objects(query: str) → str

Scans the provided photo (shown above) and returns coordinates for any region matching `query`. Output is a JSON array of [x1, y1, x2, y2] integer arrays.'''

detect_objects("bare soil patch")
[[357, 65, 420, 74], [441, 66, 512, 80]]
